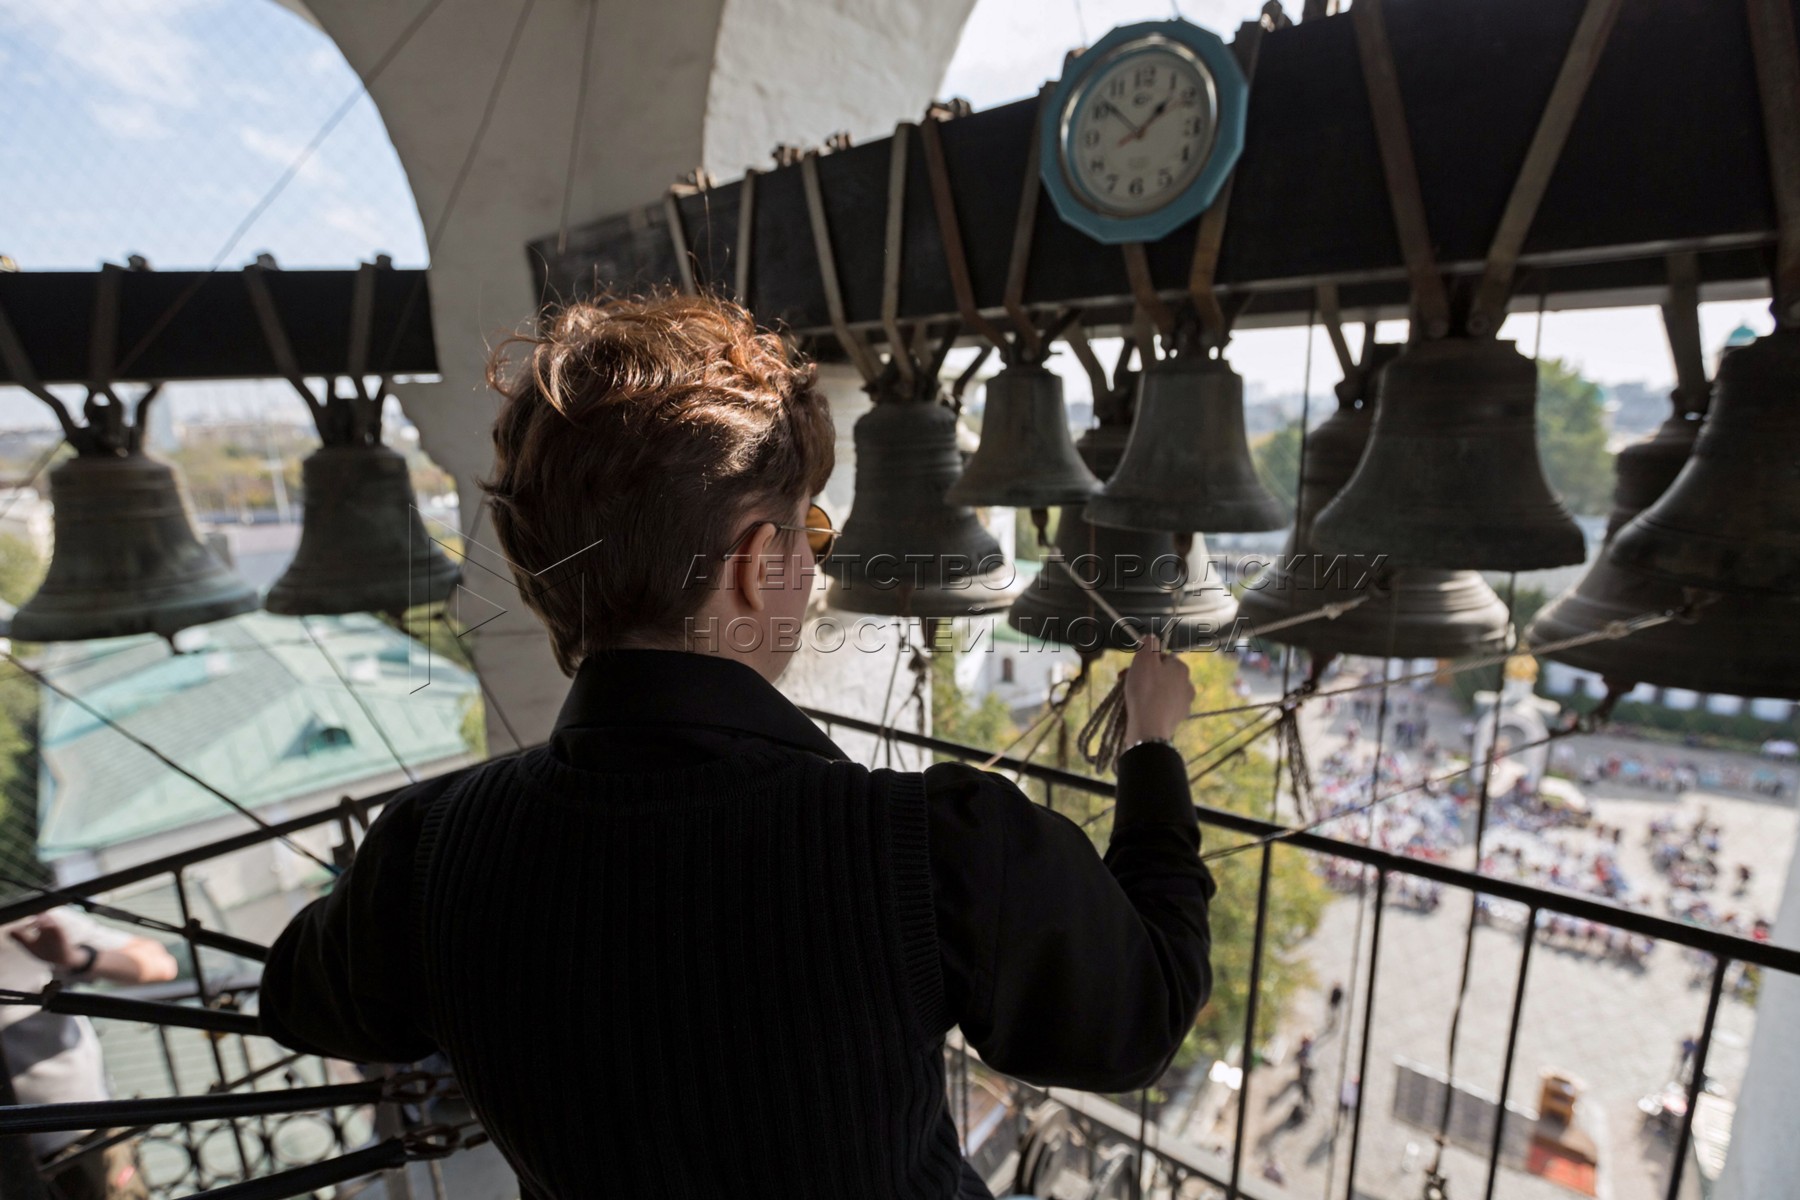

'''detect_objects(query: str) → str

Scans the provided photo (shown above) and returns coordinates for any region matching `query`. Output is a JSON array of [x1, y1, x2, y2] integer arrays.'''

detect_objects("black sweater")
[[260, 650, 1216, 1198]]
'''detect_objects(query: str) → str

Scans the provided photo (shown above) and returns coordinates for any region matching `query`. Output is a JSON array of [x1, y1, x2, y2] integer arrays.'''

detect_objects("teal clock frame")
[[1040, 19, 1250, 245]]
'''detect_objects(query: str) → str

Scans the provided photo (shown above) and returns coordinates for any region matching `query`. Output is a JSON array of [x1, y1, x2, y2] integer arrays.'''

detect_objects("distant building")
[[35, 611, 481, 915]]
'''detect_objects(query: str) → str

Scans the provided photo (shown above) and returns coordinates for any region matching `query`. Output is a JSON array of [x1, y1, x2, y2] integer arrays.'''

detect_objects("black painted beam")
[[531, 0, 1784, 336], [0, 268, 438, 385]]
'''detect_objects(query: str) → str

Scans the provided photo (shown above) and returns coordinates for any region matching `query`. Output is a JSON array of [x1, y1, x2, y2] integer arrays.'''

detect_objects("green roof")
[[36, 611, 478, 856]]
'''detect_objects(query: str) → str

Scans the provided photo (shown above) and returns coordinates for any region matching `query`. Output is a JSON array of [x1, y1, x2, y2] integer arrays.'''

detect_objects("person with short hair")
[[3, 909, 176, 1200], [260, 293, 1216, 1199]]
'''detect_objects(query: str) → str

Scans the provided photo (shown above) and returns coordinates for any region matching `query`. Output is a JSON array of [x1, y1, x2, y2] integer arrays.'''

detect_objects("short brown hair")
[[481, 292, 833, 673]]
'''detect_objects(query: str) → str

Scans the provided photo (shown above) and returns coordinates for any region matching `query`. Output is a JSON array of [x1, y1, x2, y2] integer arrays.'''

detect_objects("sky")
[[0, 0, 1776, 430]]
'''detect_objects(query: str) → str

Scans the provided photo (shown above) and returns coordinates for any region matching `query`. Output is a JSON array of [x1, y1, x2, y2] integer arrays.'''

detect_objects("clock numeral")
[[1083, 129, 1100, 148], [1134, 64, 1157, 88], [1181, 144, 1192, 163], [1108, 78, 1126, 98], [1092, 99, 1113, 119], [1180, 85, 1199, 104], [1088, 157, 1106, 174], [1183, 117, 1201, 137], [1105, 173, 1120, 193], [1157, 167, 1174, 188], [1128, 176, 1145, 197]]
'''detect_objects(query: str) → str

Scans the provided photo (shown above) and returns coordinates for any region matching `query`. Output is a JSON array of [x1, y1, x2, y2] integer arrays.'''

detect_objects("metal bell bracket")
[[0, 261, 164, 458], [1661, 251, 1712, 417], [803, 128, 967, 405], [244, 258, 391, 448], [1115, 19, 1265, 365], [918, 103, 1085, 544], [1748, 0, 1800, 327], [1355, 0, 1622, 339], [1062, 322, 1141, 430]]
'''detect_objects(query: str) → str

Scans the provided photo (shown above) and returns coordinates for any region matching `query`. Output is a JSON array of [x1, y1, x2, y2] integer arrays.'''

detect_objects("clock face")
[[1060, 38, 1219, 218]]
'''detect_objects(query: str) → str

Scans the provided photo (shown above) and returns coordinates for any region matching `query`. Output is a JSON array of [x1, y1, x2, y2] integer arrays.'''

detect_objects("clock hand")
[[1106, 104, 1144, 140], [1121, 78, 1181, 145]]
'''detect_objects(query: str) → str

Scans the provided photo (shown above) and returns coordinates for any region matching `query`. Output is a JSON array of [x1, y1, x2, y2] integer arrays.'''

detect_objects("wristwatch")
[[67, 943, 99, 978]]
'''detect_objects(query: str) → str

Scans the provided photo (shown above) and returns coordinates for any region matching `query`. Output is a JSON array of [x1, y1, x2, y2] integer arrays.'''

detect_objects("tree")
[[0, 533, 45, 607], [929, 643, 1017, 754], [0, 534, 48, 898], [930, 641, 1329, 1091], [1252, 421, 1304, 511], [1536, 357, 1614, 516]]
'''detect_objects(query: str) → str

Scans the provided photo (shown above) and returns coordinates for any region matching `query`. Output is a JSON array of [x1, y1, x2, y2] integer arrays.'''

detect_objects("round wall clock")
[[1040, 19, 1250, 244]]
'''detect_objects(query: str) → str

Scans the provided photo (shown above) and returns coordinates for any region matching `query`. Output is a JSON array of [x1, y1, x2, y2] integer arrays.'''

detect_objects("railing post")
[[1344, 869, 1387, 1200], [1483, 904, 1538, 1200], [1664, 956, 1728, 1200], [0, 1038, 49, 1200], [175, 869, 254, 1182], [1134, 1087, 1149, 1200], [1227, 843, 1275, 1199]]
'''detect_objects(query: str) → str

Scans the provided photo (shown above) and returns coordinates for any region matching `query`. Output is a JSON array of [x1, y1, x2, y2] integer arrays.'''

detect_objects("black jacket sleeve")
[[258, 776, 456, 1064], [926, 742, 1214, 1092]]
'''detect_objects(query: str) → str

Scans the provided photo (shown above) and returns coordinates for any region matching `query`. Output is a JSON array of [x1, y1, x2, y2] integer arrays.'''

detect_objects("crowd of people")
[[1567, 749, 1795, 800], [1301, 707, 1777, 974]]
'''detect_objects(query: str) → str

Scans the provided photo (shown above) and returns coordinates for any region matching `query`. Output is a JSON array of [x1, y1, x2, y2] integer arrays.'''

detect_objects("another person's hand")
[[1122, 634, 1194, 747], [9, 913, 78, 968]]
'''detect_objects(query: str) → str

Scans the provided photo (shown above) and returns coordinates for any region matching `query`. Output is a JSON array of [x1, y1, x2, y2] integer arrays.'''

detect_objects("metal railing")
[[0, 789, 451, 1200], [1, 714, 1795, 1199], [807, 706, 1800, 1200]]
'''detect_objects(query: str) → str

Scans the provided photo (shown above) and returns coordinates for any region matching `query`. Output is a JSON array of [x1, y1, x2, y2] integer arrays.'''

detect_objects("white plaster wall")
[[295, 0, 979, 741], [701, 0, 981, 179]]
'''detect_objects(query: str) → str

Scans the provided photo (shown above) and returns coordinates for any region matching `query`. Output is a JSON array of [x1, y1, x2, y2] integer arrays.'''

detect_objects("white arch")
[[294, 0, 979, 738]]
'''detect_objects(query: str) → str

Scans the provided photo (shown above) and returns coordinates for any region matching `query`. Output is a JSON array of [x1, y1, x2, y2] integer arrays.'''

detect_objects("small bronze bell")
[[265, 444, 461, 616], [1310, 337, 1586, 570], [1010, 422, 1237, 655], [1239, 345, 1510, 659], [12, 454, 259, 643], [1605, 409, 1703, 540], [1531, 380, 1800, 699], [946, 363, 1099, 508], [1085, 352, 1289, 534], [826, 394, 1017, 618], [1608, 329, 1800, 595]]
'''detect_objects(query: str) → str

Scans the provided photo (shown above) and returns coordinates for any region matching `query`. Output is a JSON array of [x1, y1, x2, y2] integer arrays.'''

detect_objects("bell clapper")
[[1030, 507, 1051, 547]]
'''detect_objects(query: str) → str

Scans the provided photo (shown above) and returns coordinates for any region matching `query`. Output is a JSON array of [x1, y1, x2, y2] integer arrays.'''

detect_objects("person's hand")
[[9, 914, 79, 968], [1121, 634, 1194, 746]]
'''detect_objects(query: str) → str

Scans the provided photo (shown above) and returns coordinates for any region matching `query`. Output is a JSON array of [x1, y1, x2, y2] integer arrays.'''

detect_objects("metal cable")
[[114, 0, 452, 378], [3, 652, 334, 872], [300, 617, 418, 785], [556, 0, 601, 256], [1429, 571, 1519, 1179], [433, 611, 525, 754], [1199, 723, 1582, 866], [377, 0, 538, 373]]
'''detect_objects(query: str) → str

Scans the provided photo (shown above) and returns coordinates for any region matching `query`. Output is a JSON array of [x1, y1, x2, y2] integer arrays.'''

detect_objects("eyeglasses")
[[725, 502, 839, 567], [774, 502, 839, 567]]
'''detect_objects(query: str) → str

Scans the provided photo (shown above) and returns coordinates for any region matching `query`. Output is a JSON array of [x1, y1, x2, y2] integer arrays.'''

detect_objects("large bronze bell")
[[1530, 383, 1800, 699], [12, 454, 259, 643], [1010, 420, 1238, 655], [1084, 352, 1288, 534], [826, 394, 1016, 618], [1310, 337, 1586, 570], [265, 444, 461, 616], [1608, 329, 1800, 595], [945, 363, 1099, 508], [1238, 345, 1511, 660]]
